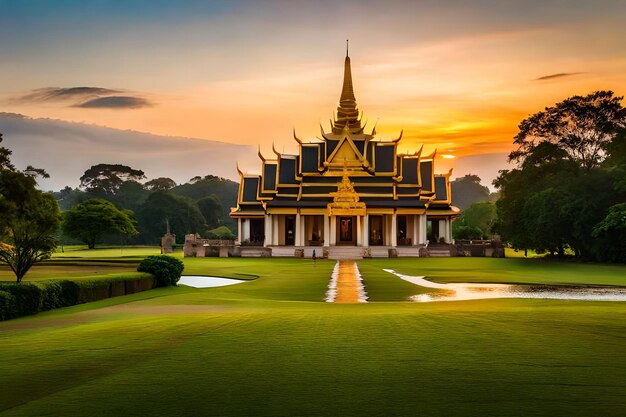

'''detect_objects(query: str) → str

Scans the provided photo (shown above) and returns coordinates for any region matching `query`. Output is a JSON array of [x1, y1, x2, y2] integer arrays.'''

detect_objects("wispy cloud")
[[75, 96, 152, 109], [10, 87, 153, 109], [12, 87, 121, 103], [534, 72, 583, 81]]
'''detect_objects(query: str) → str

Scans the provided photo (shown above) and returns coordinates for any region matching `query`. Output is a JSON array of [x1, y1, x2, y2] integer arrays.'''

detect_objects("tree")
[[109, 180, 149, 212], [52, 186, 87, 210], [136, 191, 206, 244], [62, 199, 138, 249], [171, 175, 239, 232], [453, 201, 496, 240], [0, 134, 61, 282], [197, 194, 222, 229], [495, 92, 626, 261], [145, 177, 177, 191], [450, 174, 490, 210], [511, 90, 626, 171], [206, 225, 235, 240], [79, 164, 145, 196], [592, 203, 626, 263], [0, 133, 15, 171]]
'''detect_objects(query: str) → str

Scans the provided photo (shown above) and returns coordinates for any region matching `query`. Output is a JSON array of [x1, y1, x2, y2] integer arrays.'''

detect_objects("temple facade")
[[230, 49, 460, 258]]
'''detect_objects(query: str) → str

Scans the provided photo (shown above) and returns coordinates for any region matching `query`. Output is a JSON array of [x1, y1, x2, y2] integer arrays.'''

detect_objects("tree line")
[[54, 163, 239, 247]]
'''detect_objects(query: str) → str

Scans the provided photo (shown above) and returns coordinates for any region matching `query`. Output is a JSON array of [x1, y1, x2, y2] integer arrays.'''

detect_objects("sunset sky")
[[1, 0, 626, 183]]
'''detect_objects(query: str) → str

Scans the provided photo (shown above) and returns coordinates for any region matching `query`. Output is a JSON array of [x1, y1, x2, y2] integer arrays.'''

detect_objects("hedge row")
[[0, 273, 154, 321]]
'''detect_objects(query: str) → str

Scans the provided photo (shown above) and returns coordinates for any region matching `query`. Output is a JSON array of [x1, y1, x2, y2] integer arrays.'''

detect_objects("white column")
[[356, 216, 362, 246], [391, 212, 397, 247], [264, 215, 271, 247], [420, 215, 428, 244], [295, 212, 301, 247], [300, 215, 306, 246], [270, 214, 278, 245], [447, 218, 453, 243], [329, 216, 336, 245], [237, 218, 242, 244], [438, 220, 445, 243], [412, 215, 418, 246], [243, 219, 250, 241], [363, 214, 369, 247], [323, 214, 330, 247]]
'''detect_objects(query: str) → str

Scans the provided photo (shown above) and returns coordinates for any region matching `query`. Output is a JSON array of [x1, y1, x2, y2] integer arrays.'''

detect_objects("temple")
[[230, 46, 460, 258]]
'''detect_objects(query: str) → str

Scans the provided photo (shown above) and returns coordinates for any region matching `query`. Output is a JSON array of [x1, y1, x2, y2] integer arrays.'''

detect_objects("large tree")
[[145, 177, 177, 191], [511, 90, 626, 171], [196, 194, 222, 230], [0, 134, 62, 282], [136, 191, 206, 244], [80, 164, 145, 196], [495, 92, 626, 261], [453, 201, 496, 240], [62, 199, 138, 249]]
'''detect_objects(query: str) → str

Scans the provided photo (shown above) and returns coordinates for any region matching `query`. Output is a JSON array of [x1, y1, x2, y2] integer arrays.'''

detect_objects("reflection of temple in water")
[[230, 46, 460, 258]]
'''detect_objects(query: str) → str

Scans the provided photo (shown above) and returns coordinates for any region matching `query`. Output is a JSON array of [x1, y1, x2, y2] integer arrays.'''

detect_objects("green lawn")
[[1, 253, 625, 416], [0, 246, 157, 282], [51, 245, 164, 259]]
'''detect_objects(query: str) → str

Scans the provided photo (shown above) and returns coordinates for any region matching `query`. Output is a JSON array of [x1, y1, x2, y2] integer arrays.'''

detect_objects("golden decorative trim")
[[327, 165, 366, 216]]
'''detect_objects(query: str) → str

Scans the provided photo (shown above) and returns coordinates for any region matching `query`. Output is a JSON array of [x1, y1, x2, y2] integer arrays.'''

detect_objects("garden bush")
[[0, 290, 16, 321], [0, 283, 42, 317], [137, 255, 184, 287], [0, 274, 155, 321]]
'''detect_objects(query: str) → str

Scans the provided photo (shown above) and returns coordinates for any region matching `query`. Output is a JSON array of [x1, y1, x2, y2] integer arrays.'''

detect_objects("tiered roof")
[[231, 47, 457, 218]]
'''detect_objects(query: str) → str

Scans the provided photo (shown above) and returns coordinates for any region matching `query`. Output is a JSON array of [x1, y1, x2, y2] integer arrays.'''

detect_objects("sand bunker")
[[178, 276, 247, 288], [384, 269, 626, 302]]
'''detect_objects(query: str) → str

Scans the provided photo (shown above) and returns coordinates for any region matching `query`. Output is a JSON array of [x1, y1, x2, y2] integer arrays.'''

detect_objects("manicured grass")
[[0, 263, 140, 282], [52, 245, 164, 259], [2, 246, 164, 282], [363, 257, 626, 287], [1, 254, 625, 416]]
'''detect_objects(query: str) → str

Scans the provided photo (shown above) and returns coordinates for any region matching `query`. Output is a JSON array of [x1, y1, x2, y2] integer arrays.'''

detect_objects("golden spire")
[[333, 40, 361, 134]]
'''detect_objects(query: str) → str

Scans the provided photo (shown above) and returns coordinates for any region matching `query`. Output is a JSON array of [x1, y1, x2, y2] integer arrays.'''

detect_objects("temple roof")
[[231, 46, 458, 218]]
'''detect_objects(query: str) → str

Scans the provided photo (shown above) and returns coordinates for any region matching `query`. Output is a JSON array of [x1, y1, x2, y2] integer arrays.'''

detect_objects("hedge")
[[137, 256, 184, 287], [0, 273, 154, 321]]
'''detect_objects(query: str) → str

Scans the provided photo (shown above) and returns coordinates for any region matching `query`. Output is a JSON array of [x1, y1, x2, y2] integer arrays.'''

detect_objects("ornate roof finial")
[[333, 41, 361, 134]]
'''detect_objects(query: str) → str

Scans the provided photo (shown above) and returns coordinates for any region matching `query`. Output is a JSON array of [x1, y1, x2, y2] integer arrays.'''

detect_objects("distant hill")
[[0, 112, 257, 191]]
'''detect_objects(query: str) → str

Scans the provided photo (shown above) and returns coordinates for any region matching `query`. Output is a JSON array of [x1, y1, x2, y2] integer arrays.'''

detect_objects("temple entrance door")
[[369, 215, 383, 246], [285, 216, 295, 246], [337, 216, 356, 245]]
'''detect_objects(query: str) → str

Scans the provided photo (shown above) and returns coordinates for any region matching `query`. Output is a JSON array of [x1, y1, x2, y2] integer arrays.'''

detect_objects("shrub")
[[0, 283, 42, 317], [137, 255, 184, 286], [38, 280, 63, 311], [0, 274, 155, 321], [0, 290, 16, 321], [205, 225, 235, 240]]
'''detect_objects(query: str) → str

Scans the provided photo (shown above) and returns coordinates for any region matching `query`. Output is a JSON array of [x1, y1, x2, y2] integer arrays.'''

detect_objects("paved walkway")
[[326, 260, 367, 303]]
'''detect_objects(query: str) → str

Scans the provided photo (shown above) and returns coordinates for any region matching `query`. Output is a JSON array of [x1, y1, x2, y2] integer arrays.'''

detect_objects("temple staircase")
[[328, 246, 364, 260], [426, 243, 453, 257]]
